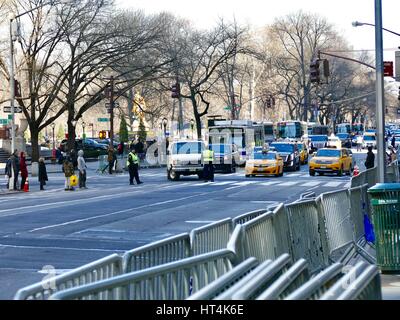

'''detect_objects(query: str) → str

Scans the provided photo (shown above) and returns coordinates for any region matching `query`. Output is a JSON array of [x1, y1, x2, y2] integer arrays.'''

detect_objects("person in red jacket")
[[20, 151, 28, 190]]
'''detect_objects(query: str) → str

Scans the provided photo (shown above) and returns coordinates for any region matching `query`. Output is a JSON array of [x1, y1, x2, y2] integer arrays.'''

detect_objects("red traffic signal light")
[[171, 82, 180, 99], [384, 61, 393, 77], [310, 60, 320, 84]]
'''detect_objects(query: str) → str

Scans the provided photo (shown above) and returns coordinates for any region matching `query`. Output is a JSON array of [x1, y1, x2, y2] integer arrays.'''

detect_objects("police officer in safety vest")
[[202, 146, 215, 182], [127, 147, 143, 185]]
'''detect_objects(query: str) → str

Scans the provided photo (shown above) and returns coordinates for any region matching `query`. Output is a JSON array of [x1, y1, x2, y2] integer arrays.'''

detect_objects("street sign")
[[3, 106, 22, 113], [97, 118, 109, 122], [384, 61, 393, 77], [0, 119, 9, 125]]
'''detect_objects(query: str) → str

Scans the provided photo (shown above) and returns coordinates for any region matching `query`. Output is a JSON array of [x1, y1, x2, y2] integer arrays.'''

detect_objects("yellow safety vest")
[[202, 150, 214, 163], [127, 152, 139, 166]]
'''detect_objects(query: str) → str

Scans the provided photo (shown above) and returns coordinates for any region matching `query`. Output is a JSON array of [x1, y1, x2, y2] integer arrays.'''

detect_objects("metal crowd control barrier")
[[187, 257, 259, 300], [386, 160, 399, 183], [97, 155, 109, 173], [232, 209, 267, 225], [256, 259, 308, 300], [14, 254, 123, 300], [123, 233, 191, 273], [349, 184, 368, 242], [190, 218, 233, 255], [285, 263, 344, 300], [319, 261, 382, 300], [50, 249, 236, 300], [228, 254, 292, 300], [285, 200, 329, 274], [365, 167, 377, 187], [272, 204, 292, 257], [317, 189, 353, 259], [239, 211, 276, 262]]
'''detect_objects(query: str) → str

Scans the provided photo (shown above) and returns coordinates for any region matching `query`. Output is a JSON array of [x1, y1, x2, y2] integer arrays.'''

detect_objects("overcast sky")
[[115, 0, 400, 61]]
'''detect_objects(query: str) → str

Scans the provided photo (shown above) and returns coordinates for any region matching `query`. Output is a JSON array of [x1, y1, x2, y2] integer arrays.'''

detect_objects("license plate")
[[320, 166, 326, 169], [258, 168, 265, 172]]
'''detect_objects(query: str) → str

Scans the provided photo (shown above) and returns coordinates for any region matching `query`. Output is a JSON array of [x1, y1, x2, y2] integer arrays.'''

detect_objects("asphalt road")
[[0, 151, 367, 299]]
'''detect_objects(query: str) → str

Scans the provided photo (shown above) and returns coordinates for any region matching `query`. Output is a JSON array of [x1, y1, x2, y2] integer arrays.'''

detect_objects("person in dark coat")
[[5, 150, 20, 190], [391, 135, 396, 149], [364, 146, 375, 169], [70, 149, 78, 170], [19, 151, 28, 190], [38, 157, 48, 190]]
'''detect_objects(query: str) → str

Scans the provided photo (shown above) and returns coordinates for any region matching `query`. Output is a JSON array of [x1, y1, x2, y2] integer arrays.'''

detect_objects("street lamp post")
[[51, 123, 56, 164], [82, 121, 86, 141], [162, 118, 168, 137], [190, 119, 195, 139]]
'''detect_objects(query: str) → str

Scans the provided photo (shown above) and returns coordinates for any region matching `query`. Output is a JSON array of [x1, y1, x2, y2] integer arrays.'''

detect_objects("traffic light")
[[310, 59, 320, 84], [266, 98, 271, 108], [99, 130, 106, 139], [171, 82, 180, 99], [14, 79, 21, 98]]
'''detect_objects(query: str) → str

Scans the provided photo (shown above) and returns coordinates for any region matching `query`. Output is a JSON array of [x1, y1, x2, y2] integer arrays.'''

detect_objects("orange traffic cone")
[[23, 178, 29, 192], [353, 164, 360, 177]]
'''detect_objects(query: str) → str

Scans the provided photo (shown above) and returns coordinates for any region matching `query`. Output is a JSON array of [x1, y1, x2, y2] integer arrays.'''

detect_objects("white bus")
[[208, 120, 264, 164]]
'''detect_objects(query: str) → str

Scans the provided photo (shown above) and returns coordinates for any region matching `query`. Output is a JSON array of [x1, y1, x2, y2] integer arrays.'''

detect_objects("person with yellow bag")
[[63, 155, 76, 191]]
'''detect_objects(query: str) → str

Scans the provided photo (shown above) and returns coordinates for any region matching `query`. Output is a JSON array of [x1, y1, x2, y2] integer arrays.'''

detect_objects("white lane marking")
[[185, 220, 217, 224], [0, 244, 123, 253], [301, 181, 321, 187], [259, 181, 281, 186], [193, 182, 212, 186], [250, 201, 278, 204], [212, 181, 237, 186], [0, 183, 170, 218], [27, 193, 208, 233], [276, 181, 299, 186], [224, 186, 243, 191], [233, 181, 257, 186], [323, 181, 344, 187], [287, 173, 302, 177]]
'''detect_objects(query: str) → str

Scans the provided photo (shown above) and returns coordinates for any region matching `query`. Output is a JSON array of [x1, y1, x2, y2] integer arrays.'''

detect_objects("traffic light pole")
[[9, 18, 16, 154], [109, 76, 114, 149]]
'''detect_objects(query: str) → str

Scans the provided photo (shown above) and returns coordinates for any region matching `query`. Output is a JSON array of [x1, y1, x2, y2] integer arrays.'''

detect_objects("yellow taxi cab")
[[245, 150, 284, 177], [297, 142, 308, 165], [309, 147, 353, 176]]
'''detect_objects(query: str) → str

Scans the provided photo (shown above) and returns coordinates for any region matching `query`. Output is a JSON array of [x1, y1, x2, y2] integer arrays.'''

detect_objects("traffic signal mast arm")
[[318, 50, 375, 70]]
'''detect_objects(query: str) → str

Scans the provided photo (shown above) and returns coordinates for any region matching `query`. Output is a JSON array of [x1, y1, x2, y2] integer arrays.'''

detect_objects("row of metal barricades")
[[15, 175, 383, 300]]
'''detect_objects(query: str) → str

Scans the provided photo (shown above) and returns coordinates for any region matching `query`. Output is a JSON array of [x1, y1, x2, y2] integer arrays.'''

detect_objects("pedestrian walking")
[[107, 146, 115, 174], [56, 147, 63, 164], [391, 135, 396, 149], [364, 146, 375, 169], [356, 135, 363, 152], [19, 151, 28, 191], [63, 156, 75, 191], [77, 149, 87, 189], [38, 157, 48, 190], [127, 147, 143, 185], [202, 145, 215, 182]]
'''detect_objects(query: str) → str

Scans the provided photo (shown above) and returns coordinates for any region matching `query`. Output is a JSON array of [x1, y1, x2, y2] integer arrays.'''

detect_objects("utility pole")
[[375, 0, 386, 182], [109, 76, 114, 149]]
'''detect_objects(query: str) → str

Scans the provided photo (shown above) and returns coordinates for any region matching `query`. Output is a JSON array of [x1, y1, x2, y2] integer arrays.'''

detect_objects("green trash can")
[[368, 183, 400, 273]]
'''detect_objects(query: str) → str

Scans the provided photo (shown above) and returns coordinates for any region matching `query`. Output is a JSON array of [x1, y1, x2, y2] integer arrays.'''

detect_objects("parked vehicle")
[[167, 140, 205, 181], [245, 150, 284, 177], [25, 143, 52, 160], [60, 139, 108, 158], [209, 143, 238, 173], [362, 133, 377, 149], [270, 142, 300, 171]]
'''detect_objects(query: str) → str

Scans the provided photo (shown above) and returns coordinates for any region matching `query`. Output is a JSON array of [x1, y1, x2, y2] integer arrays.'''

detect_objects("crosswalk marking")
[[259, 181, 281, 186], [192, 182, 212, 186], [233, 181, 257, 186], [323, 181, 343, 187], [287, 173, 302, 177], [301, 181, 321, 187], [276, 181, 298, 186], [213, 181, 237, 186]]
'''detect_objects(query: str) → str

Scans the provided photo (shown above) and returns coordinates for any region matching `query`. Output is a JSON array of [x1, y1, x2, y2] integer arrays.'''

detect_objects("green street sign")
[[0, 119, 9, 125], [97, 118, 109, 122], [224, 106, 231, 110], [8, 115, 12, 120]]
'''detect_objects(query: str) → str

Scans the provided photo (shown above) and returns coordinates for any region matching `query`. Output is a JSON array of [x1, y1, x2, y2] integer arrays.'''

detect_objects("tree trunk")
[[67, 119, 76, 154], [30, 125, 40, 163]]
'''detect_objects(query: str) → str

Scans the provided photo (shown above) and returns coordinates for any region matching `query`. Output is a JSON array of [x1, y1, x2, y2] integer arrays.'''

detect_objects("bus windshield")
[[277, 123, 301, 139]]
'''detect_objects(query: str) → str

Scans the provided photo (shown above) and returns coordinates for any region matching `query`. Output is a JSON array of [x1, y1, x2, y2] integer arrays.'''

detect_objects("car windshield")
[[253, 152, 276, 160], [364, 135, 375, 141], [172, 142, 204, 154], [316, 149, 341, 157], [310, 136, 327, 141], [270, 143, 294, 153], [210, 144, 231, 154]]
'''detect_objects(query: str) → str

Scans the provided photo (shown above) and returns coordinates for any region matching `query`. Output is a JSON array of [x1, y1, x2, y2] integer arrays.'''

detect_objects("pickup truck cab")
[[167, 140, 205, 181]]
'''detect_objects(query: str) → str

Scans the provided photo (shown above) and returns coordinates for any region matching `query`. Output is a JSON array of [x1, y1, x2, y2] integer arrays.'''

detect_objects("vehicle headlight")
[[224, 155, 229, 161]]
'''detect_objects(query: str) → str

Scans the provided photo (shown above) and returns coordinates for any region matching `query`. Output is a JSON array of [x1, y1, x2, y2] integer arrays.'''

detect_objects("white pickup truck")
[[167, 140, 205, 181]]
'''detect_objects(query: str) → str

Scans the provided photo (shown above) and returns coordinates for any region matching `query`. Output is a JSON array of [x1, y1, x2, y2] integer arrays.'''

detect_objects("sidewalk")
[[381, 274, 400, 300]]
